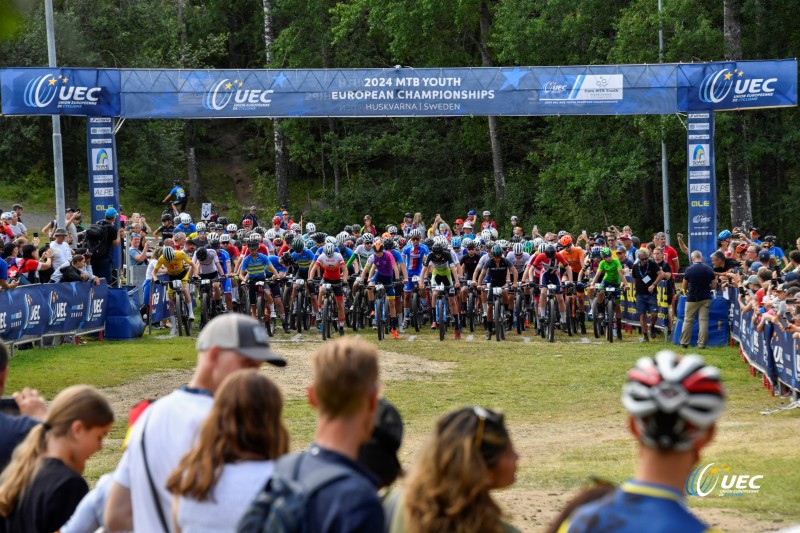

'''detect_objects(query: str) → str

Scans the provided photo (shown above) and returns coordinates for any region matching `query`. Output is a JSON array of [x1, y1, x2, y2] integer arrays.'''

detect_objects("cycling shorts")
[[431, 273, 453, 289], [370, 273, 395, 297], [405, 270, 423, 292], [221, 278, 232, 294], [538, 271, 562, 294], [567, 270, 585, 292], [247, 278, 270, 305], [320, 278, 344, 297]]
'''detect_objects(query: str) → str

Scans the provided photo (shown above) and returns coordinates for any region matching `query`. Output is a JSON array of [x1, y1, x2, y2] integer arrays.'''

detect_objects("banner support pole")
[[45, 0, 66, 230]]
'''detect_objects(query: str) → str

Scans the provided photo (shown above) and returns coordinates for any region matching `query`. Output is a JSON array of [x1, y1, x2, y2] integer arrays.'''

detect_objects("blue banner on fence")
[[2, 60, 795, 118], [583, 278, 671, 329], [149, 281, 170, 324], [678, 59, 798, 112], [0, 68, 121, 116], [0, 281, 108, 341], [686, 111, 717, 263]]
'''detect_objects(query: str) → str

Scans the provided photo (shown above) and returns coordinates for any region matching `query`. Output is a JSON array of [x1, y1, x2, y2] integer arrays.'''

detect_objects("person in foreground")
[[167, 369, 289, 532], [0, 385, 114, 533], [387, 406, 520, 533], [238, 337, 383, 532], [555, 349, 726, 533]]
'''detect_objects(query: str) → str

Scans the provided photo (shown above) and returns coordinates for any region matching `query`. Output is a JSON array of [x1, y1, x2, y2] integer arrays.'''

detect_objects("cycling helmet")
[[510, 236, 521, 243], [344, 225, 353, 234], [248, 235, 261, 247], [423, 238, 434, 249], [373, 239, 383, 252], [622, 350, 725, 452], [489, 227, 498, 239], [434, 236, 448, 247], [272, 216, 281, 225], [498, 239, 509, 249], [481, 229, 492, 241], [557, 230, 567, 239], [410, 229, 423, 239], [284, 232, 295, 245], [180, 213, 191, 224], [290, 223, 301, 232], [764, 234, 777, 243], [323, 243, 336, 256], [465, 239, 476, 249], [513, 243, 524, 255], [292, 239, 305, 252], [387, 225, 398, 235], [362, 233, 374, 244], [735, 243, 748, 254], [253, 227, 266, 236], [532, 237, 544, 248], [161, 213, 172, 222], [273, 235, 284, 245], [325, 235, 337, 245], [717, 230, 732, 241], [397, 237, 406, 248], [263, 229, 275, 239], [560, 235, 573, 247], [600, 247, 612, 258], [351, 224, 362, 233], [523, 241, 533, 254], [217, 217, 229, 226], [451, 237, 462, 249], [207, 233, 219, 244], [280, 252, 293, 266], [195, 248, 208, 261], [545, 244, 556, 259], [483, 210, 491, 217], [473, 238, 483, 248], [336, 232, 349, 247], [306, 222, 316, 233], [195, 222, 206, 232], [312, 232, 325, 244], [537, 243, 547, 253], [225, 223, 237, 233], [432, 242, 445, 254], [383, 238, 395, 251], [162, 247, 176, 262], [220, 234, 231, 243], [491, 245, 503, 257]]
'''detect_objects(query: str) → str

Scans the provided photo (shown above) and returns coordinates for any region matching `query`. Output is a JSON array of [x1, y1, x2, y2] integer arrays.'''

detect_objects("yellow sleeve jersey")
[[155, 250, 193, 276]]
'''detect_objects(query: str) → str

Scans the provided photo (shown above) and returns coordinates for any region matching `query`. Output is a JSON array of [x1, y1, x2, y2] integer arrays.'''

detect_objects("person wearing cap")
[[462, 220, 475, 239], [680, 251, 717, 349], [5, 209, 27, 240], [243, 337, 383, 532], [465, 209, 478, 228], [90, 208, 124, 285], [618, 233, 635, 263], [240, 206, 259, 228], [508, 216, 520, 239], [452, 218, 464, 237], [0, 213, 16, 245], [47, 228, 74, 283], [104, 314, 286, 533], [760, 234, 788, 269], [480, 210, 497, 232], [555, 350, 725, 533], [749, 227, 762, 245]]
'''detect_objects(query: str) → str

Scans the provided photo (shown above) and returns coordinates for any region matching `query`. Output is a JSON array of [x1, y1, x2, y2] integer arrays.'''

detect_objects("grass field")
[[5, 328, 799, 532]]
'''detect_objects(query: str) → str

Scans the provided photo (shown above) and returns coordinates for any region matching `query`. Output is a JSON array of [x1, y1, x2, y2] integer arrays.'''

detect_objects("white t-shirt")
[[114, 388, 214, 533], [177, 460, 275, 533], [9, 221, 26, 237], [50, 241, 72, 273]]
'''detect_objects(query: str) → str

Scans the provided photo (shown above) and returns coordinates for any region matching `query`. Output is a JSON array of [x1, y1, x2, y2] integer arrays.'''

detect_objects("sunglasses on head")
[[472, 406, 504, 448]]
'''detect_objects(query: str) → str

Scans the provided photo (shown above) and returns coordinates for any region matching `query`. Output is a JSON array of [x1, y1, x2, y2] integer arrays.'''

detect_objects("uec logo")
[[686, 463, 763, 497], [24, 75, 101, 108], [203, 79, 273, 111], [699, 69, 778, 104]]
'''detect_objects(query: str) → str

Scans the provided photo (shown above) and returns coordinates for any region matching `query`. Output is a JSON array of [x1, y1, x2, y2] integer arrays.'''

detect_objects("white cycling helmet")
[[325, 235, 337, 245], [532, 237, 544, 248], [195, 222, 206, 232], [306, 222, 316, 233], [207, 233, 219, 243], [537, 243, 547, 253], [226, 223, 238, 232], [481, 230, 492, 241], [323, 242, 336, 256], [290, 223, 301, 232], [162, 246, 175, 262], [362, 233, 374, 244], [180, 213, 191, 224], [489, 227, 498, 239], [220, 234, 231, 243], [513, 243, 524, 255]]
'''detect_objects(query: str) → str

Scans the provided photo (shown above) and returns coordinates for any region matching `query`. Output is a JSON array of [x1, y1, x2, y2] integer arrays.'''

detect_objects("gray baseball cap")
[[196, 314, 285, 366]]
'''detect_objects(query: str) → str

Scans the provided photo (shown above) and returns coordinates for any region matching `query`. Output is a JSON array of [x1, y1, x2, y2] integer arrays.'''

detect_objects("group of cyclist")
[[142, 205, 661, 341]]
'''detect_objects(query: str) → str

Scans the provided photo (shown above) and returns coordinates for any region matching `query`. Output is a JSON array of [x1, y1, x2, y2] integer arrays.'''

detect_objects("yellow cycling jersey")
[[155, 250, 193, 275]]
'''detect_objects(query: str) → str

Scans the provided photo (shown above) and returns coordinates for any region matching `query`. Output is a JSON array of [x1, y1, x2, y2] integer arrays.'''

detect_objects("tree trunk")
[[263, 0, 290, 208], [187, 145, 201, 203], [724, 0, 751, 228], [329, 118, 341, 198], [479, 0, 506, 201]]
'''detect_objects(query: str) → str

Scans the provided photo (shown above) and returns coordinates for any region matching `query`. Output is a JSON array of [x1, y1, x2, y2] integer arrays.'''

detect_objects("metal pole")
[[45, 0, 66, 230], [658, 0, 670, 245]]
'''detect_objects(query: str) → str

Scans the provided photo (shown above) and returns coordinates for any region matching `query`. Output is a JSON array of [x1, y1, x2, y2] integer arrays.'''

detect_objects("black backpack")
[[237, 451, 351, 533], [85, 223, 111, 258]]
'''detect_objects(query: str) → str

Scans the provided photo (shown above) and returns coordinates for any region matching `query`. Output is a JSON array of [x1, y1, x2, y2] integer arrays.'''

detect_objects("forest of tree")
[[0, 0, 798, 244]]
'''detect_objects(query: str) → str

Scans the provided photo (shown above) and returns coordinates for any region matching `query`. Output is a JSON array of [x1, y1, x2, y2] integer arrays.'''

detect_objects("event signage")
[[0, 68, 120, 116], [686, 111, 717, 262], [2, 61, 795, 118], [0, 281, 108, 341], [87, 117, 121, 224]]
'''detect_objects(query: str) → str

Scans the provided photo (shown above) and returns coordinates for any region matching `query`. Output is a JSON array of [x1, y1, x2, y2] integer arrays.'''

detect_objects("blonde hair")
[[403, 407, 510, 533], [312, 338, 378, 418], [0, 385, 113, 517], [167, 370, 289, 501], [413, 213, 423, 226]]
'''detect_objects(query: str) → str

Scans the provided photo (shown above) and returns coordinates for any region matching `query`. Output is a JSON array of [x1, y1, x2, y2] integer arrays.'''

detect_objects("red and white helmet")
[[622, 350, 725, 451]]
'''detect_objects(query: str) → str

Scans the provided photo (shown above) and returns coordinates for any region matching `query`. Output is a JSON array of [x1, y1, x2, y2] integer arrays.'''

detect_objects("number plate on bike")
[[294, 279, 305, 286], [433, 283, 445, 292], [492, 287, 503, 296], [171, 280, 183, 290], [605, 287, 616, 294], [411, 275, 420, 283], [375, 283, 384, 291], [201, 279, 211, 285], [256, 281, 265, 287], [322, 283, 332, 290], [547, 284, 557, 291]]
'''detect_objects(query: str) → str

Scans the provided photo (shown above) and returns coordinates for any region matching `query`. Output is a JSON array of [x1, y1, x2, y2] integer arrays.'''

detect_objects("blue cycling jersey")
[[558, 480, 716, 533], [291, 249, 316, 272], [267, 255, 286, 275]]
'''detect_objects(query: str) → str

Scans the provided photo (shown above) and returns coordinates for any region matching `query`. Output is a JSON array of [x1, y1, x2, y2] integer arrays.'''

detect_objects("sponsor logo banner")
[[686, 112, 717, 262], [0, 68, 120, 116]]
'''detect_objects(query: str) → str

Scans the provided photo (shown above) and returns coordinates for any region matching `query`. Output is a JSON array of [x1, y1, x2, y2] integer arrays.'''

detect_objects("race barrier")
[[0, 281, 108, 352], [583, 278, 672, 329], [728, 287, 798, 398]]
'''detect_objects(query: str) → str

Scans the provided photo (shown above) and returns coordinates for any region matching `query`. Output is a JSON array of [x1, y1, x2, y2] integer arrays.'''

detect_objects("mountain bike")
[[157, 279, 192, 337], [192, 276, 219, 330], [319, 281, 342, 340], [431, 281, 452, 341]]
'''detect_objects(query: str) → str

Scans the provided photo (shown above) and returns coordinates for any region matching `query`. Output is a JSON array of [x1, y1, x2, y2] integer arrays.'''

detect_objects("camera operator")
[[711, 251, 739, 289], [0, 343, 48, 472]]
